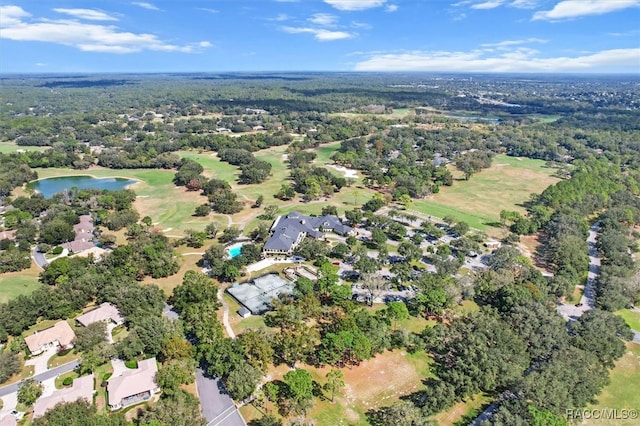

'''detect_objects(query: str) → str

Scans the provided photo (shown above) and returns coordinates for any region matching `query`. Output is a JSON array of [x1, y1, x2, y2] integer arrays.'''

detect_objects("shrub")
[[62, 377, 73, 386], [125, 360, 138, 369], [51, 246, 63, 255]]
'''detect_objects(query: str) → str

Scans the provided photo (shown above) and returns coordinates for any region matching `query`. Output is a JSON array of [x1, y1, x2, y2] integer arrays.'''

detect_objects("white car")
[[10, 410, 25, 420]]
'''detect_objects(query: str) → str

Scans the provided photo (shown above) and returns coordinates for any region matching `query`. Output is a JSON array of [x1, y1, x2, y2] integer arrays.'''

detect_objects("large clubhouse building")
[[263, 212, 353, 255]]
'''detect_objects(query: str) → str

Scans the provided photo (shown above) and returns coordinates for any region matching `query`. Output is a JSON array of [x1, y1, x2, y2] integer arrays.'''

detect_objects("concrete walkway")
[[217, 288, 235, 339]]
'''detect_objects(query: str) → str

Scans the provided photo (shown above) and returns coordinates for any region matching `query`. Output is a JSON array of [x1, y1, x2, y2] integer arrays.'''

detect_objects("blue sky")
[[1, 0, 639, 73]]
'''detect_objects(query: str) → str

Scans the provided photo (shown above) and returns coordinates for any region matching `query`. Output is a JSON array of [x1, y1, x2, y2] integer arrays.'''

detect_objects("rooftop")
[[33, 375, 94, 418], [264, 212, 352, 253], [76, 302, 123, 327], [107, 358, 158, 407], [25, 321, 76, 353]]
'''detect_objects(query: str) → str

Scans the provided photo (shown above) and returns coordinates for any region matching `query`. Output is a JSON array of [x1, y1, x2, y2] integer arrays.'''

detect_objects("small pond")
[[28, 176, 138, 198]]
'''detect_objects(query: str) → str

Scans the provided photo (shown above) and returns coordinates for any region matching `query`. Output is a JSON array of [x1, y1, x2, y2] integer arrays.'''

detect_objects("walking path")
[[217, 288, 235, 339]]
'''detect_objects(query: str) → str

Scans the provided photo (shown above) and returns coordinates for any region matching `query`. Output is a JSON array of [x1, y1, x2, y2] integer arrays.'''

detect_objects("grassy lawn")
[[616, 309, 640, 331], [452, 300, 480, 315], [0, 143, 48, 153], [141, 251, 206, 297], [314, 142, 342, 164], [432, 394, 491, 426], [586, 342, 640, 426], [55, 370, 79, 389], [48, 348, 80, 369], [412, 155, 559, 232], [0, 267, 42, 303], [397, 315, 437, 335], [94, 362, 114, 413]]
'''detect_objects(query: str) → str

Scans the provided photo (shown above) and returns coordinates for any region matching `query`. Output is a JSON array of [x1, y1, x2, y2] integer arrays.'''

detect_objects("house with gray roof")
[[263, 212, 353, 255]]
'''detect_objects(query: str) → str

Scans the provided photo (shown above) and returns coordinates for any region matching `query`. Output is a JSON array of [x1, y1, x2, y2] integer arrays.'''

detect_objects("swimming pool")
[[227, 245, 243, 259]]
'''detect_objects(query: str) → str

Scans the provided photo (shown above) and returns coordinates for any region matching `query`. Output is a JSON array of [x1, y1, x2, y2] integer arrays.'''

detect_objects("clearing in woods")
[[585, 342, 640, 426]]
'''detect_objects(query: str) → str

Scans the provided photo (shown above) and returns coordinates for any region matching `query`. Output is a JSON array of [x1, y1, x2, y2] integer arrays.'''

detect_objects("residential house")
[[107, 358, 160, 410], [0, 230, 16, 241], [33, 375, 94, 418], [63, 214, 95, 253], [25, 321, 76, 356], [76, 302, 124, 327], [262, 212, 353, 255]]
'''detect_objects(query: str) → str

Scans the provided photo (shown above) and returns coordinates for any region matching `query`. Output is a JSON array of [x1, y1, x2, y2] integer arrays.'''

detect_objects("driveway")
[[33, 248, 48, 269], [196, 369, 245, 426], [0, 391, 17, 417], [24, 346, 58, 375]]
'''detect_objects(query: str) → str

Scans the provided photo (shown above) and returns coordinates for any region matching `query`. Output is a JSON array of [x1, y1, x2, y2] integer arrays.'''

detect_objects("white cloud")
[[324, 0, 387, 11], [309, 13, 338, 26], [453, 0, 539, 10], [533, 0, 640, 21], [351, 21, 372, 29], [132, 2, 160, 11], [281, 26, 354, 41], [386, 4, 399, 12], [481, 37, 547, 48], [471, 0, 505, 9], [52, 8, 118, 21], [0, 5, 210, 54], [353, 47, 640, 72], [268, 14, 290, 21], [0, 5, 30, 26], [35, 62, 47, 67], [509, 0, 538, 8], [606, 29, 640, 37], [197, 8, 219, 14]]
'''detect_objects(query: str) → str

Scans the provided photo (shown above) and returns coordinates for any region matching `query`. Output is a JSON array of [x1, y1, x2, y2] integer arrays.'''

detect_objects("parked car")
[[10, 410, 25, 420]]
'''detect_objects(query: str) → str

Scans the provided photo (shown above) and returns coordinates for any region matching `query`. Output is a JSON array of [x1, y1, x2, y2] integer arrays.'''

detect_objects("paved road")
[[32, 248, 48, 269], [196, 369, 246, 426], [0, 361, 79, 397], [556, 223, 600, 321]]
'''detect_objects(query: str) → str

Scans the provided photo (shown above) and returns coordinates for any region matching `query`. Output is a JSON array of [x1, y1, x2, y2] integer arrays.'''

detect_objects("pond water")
[[28, 176, 137, 198]]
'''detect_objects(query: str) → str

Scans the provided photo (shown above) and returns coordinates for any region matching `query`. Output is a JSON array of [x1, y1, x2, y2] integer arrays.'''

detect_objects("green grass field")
[[412, 155, 559, 231], [0, 269, 42, 303], [0, 143, 49, 153], [586, 342, 640, 426], [314, 142, 342, 164], [616, 309, 640, 331]]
